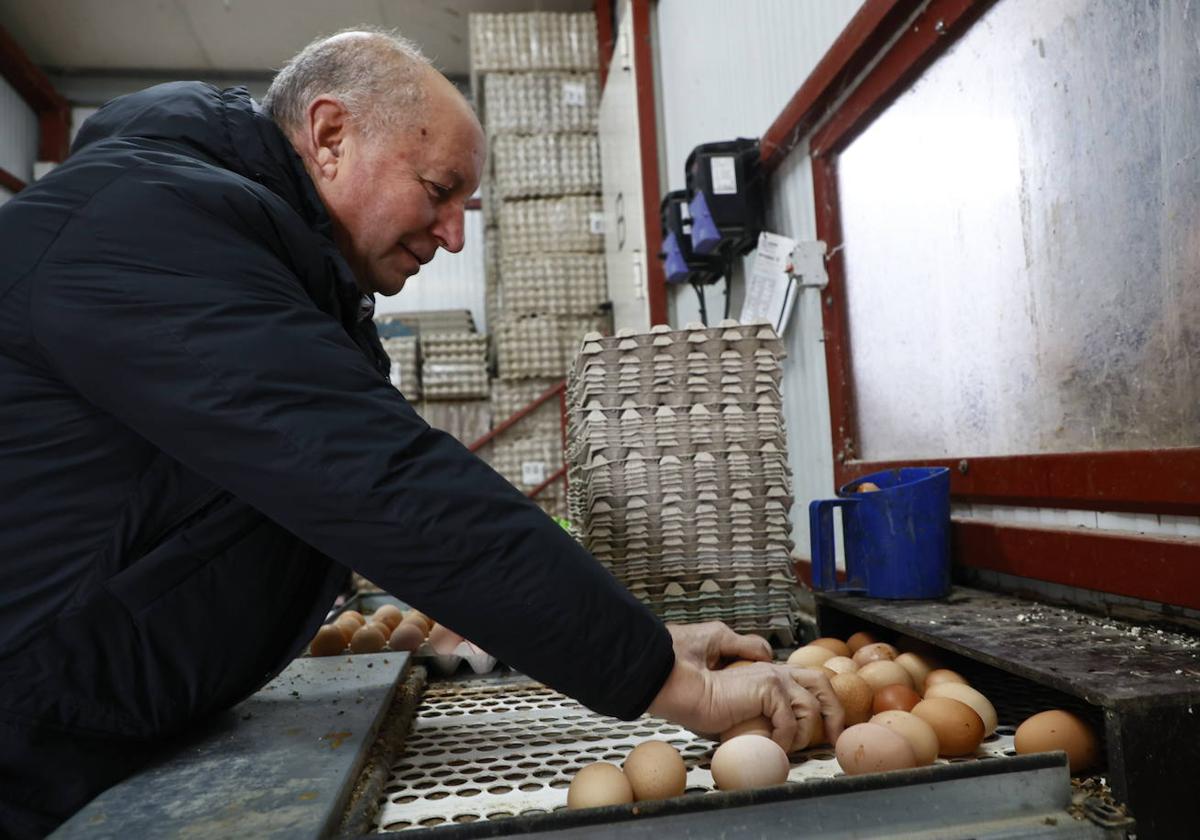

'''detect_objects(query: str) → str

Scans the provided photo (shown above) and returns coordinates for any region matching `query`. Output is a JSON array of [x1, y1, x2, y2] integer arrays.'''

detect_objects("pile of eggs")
[[781, 632, 1098, 777], [308, 606, 439, 656]]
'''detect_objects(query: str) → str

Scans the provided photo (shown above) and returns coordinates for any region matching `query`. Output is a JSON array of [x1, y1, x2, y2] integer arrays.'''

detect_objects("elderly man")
[[0, 29, 841, 836]]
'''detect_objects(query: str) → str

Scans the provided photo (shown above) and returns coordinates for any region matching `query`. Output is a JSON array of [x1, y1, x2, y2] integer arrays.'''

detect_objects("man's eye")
[[429, 182, 452, 199]]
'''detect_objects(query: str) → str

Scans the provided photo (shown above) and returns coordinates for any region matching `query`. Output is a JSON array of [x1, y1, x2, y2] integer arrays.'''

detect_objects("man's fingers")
[[762, 679, 800, 754], [788, 667, 845, 744], [779, 675, 820, 752], [718, 625, 773, 664]]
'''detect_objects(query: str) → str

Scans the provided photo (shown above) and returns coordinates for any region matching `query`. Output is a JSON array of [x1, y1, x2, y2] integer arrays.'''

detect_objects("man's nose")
[[432, 203, 466, 254]]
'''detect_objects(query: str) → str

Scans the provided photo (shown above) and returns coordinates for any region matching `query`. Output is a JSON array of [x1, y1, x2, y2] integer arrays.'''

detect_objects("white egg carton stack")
[[565, 321, 798, 639], [420, 332, 490, 401], [477, 432, 567, 518], [498, 253, 608, 317], [483, 72, 600, 134], [496, 196, 604, 259], [492, 134, 602, 200], [381, 336, 421, 400], [494, 313, 609, 381], [469, 12, 598, 73], [490, 378, 564, 439]]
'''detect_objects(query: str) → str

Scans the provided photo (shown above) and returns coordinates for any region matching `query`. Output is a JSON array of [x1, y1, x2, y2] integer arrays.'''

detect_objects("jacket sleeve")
[[31, 168, 675, 720]]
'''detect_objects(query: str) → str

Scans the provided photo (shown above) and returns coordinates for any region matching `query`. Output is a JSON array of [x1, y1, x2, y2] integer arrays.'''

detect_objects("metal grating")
[[373, 678, 1025, 833]]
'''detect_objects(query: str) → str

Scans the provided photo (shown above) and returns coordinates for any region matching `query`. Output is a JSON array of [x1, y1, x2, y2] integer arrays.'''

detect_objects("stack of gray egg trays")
[[381, 336, 420, 400], [566, 320, 797, 642], [421, 332, 490, 400]]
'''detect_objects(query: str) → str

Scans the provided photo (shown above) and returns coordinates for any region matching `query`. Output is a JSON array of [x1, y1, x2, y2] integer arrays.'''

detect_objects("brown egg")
[[388, 622, 426, 652], [398, 615, 430, 637], [1015, 710, 1099, 773], [349, 624, 386, 654], [372, 604, 404, 631], [924, 683, 997, 736], [404, 610, 433, 633], [309, 624, 347, 657], [366, 621, 392, 641], [809, 637, 851, 658], [872, 684, 921, 714], [846, 631, 879, 653], [857, 660, 914, 693], [911, 697, 984, 756], [857, 481, 881, 493], [341, 610, 366, 627], [786, 645, 835, 668], [870, 711, 939, 766], [852, 642, 899, 667], [830, 672, 874, 725], [924, 669, 968, 690], [894, 652, 934, 694], [822, 656, 858, 675], [719, 716, 773, 742], [835, 723, 916, 775], [622, 741, 686, 801], [710, 735, 790, 791], [567, 762, 634, 809], [333, 616, 360, 646]]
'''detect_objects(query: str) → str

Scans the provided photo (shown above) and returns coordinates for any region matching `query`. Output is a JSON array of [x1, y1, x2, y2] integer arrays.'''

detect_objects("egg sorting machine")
[[54, 583, 1200, 839]]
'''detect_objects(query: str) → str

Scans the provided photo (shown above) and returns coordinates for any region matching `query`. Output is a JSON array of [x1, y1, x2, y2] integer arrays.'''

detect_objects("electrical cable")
[[692, 281, 708, 326]]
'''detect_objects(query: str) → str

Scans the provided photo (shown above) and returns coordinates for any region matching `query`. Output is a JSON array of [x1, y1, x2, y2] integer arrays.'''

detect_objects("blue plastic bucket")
[[808, 467, 951, 599]]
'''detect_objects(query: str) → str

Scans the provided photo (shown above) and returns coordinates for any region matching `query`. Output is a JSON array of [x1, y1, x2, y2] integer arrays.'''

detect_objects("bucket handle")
[[808, 498, 864, 592]]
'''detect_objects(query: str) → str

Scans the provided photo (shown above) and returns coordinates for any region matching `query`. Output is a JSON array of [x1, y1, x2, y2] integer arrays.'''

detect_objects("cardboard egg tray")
[[498, 195, 604, 257], [482, 71, 600, 134], [414, 399, 492, 448], [377, 309, 476, 336], [419, 332, 490, 401], [497, 253, 608, 317], [565, 321, 797, 632], [381, 336, 421, 400], [492, 133, 602, 199], [494, 313, 608, 380], [469, 12, 598, 73]]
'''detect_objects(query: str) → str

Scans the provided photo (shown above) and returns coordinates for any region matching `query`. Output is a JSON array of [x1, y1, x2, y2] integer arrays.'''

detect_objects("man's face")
[[315, 79, 485, 296]]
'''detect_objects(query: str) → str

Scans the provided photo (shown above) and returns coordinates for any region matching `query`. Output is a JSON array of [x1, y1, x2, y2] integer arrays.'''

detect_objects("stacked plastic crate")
[[565, 321, 799, 642], [470, 12, 609, 518]]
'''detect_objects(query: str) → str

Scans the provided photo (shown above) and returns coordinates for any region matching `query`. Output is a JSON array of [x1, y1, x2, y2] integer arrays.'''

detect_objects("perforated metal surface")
[[374, 678, 1023, 833]]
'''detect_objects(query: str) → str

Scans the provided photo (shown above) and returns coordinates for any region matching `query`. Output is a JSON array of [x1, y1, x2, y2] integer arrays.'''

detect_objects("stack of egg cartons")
[[381, 335, 420, 400], [470, 11, 608, 518], [421, 332, 490, 401], [566, 320, 798, 642]]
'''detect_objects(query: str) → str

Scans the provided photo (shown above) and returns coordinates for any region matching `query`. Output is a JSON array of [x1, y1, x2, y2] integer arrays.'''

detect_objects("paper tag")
[[389, 361, 402, 388], [522, 461, 547, 485], [739, 231, 798, 335], [710, 156, 738, 195], [562, 81, 586, 107], [588, 212, 606, 235]]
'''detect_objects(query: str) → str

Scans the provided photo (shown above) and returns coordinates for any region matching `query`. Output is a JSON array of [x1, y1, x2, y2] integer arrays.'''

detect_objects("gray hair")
[[263, 27, 432, 140]]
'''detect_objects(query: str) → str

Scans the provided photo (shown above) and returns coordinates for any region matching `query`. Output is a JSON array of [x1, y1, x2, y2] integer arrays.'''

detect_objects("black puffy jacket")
[[0, 83, 673, 737]]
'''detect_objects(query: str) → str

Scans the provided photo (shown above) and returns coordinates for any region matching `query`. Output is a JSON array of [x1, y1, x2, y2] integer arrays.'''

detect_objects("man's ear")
[[305, 97, 351, 181]]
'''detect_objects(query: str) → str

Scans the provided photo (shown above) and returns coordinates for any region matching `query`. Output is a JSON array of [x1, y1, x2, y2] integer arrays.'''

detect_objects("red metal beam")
[[0, 25, 70, 163], [630, 0, 668, 326], [841, 449, 1200, 517], [953, 519, 1200, 611], [528, 464, 568, 500], [760, 0, 916, 175], [811, 0, 997, 156], [595, 0, 615, 89], [0, 166, 26, 194]]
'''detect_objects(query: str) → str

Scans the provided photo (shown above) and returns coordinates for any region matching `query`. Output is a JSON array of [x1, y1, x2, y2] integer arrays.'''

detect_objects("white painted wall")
[[0, 76, 39, 184], [373, 209, 489, 332], [653, 0, 863, 558]]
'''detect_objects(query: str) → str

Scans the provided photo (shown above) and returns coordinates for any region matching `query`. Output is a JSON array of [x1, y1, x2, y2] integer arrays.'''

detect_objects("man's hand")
[[667, 621, 773, 670], [649, 626, 845, 753]]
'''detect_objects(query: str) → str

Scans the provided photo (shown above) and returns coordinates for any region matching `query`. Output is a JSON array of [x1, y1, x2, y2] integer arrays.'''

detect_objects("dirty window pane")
[[838, 0, 1200, 460]]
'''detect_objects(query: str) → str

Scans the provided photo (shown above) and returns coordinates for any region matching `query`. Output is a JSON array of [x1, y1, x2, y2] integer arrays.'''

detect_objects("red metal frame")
[[0, 25, 70, 164], [595, 0, 615, 89], [768, 0, 1200, 603], [0, 167, 26, 193], [629, 0, 668, 326], [468, 380, 569, 500]]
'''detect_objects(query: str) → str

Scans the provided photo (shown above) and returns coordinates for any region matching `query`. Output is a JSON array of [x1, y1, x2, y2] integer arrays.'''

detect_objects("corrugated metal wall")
[[0, 75, 39, 188], [373, 209, 488, 332], [653, 0, 862, 556]]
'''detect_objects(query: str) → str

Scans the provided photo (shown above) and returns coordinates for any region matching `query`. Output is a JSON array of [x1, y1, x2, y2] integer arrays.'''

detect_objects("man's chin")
[[372, 274, 411, 296]]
